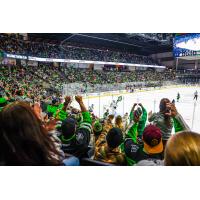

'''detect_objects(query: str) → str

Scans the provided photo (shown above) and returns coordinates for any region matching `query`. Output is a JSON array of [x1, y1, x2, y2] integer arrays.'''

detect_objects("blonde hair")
[[164, 131, 200, 166], [107, 114, 114, 124]]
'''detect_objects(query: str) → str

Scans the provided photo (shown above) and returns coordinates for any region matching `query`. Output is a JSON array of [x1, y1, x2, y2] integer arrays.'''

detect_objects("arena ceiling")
[[28, 33, 174, 56]]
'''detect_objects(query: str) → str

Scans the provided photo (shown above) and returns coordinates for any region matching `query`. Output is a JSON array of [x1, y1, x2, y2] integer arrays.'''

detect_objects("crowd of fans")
[[0, 34, 199, 166], [137, 33, 174, 41], [0, 34, 158, 65], [0, 64, 198, 166], [176, 69, 200, 75], [61, 67, 176, 84], [0, 65, 176, 99], [176, 69, 200, 84], [0, 84, 199, 166]]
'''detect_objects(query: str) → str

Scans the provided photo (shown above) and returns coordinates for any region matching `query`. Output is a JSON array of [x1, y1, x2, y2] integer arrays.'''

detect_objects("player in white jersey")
[[110, 96, 123, 116], [110, 100, 118, 116], [88, 104, 94, 113]]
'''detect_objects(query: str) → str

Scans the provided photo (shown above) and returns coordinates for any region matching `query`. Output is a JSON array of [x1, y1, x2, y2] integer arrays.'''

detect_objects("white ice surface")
[[70, 86, 200, 133]]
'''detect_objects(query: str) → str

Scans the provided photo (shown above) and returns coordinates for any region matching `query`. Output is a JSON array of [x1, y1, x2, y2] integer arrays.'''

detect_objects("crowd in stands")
[[0, 64, 199, 166], [136, 33, 174, 42], [1, 83, 199, 166], [0, 65, 176, 99], [176, 69, 200, 75], [176, 69, 200, 84], [0, 34, 158, 65], [61, 67, 174, 84], [1, 34, 199, 166]]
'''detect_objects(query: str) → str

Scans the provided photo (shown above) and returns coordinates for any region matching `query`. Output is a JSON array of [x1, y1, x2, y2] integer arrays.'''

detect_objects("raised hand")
[[165, 103, 177, 117], [133, 103, 137, 107], [170, 103, 178, 117], [75, 96, 87, 112], [75, 95, 83, 104], [138, 103, 143, 108], [45, 119, 58, 132], [148, 110, 153, 118], [64, 96, 72, 104], [131, 103, 137, 112]]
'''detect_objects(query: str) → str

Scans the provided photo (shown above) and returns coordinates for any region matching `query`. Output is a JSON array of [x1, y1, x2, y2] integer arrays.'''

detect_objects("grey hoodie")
[[136, 159, 164, 166], [149, 112, 173, 140]]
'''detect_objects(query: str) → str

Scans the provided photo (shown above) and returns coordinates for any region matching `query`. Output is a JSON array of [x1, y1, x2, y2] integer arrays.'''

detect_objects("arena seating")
[[0, 34, 158, 65]]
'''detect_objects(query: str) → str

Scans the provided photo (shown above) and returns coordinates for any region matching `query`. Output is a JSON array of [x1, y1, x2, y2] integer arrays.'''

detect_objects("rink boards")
[[82, 84, 200, 99]]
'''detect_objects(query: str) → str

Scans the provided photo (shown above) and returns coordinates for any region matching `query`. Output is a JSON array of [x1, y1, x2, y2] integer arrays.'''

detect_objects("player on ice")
[[177, 92, 180, 102], [88, 104, 94, 113], [110, 100, 118, 116], [103, 108, 110, 119], [194, 90, 198, 101], [110, 96, 123, 116]]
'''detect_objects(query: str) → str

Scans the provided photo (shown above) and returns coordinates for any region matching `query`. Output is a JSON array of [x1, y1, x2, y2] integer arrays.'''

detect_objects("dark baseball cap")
[[142, 124, 163, 154]]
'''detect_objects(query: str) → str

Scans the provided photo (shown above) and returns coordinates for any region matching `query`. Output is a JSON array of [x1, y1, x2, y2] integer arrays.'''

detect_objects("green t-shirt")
[[47, 105, 58, 114]]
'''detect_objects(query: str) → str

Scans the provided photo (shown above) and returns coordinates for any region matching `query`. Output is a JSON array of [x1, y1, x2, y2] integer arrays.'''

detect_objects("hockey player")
[[88, 104, 94, 113], [109, 96, 123, 116], [177, 92, 180, 102], [103, 108, 110, 120], [194, 90, 198, 100], [110, 100, 117, 116]]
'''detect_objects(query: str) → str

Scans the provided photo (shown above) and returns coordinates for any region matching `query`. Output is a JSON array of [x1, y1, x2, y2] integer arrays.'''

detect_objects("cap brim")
[[144, 140, 163, 154]]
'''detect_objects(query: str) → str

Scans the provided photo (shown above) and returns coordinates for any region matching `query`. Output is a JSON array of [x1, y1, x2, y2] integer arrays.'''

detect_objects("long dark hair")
[[0, 101, 61, 166], [159, 98, 172, 128]]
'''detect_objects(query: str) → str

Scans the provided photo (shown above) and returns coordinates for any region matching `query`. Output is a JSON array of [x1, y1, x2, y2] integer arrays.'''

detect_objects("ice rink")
[[71, 86, 200, 133]]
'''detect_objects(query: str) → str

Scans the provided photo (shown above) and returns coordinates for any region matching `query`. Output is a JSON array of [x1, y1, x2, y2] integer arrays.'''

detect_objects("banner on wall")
[[5, 53, 27, 60], [3, 52, 166, 69], [129, 66, 136, 71], [1, 58, 16, 65], [135, 66, 147, 70], [53, 62, 59, 67], [94, 64, 103, 70], [27, 60, 38, 67], [21, 59, 27, 66]]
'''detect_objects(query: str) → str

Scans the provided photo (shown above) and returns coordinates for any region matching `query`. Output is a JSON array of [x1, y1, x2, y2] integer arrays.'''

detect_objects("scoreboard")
[[173, 34, 200, 57]]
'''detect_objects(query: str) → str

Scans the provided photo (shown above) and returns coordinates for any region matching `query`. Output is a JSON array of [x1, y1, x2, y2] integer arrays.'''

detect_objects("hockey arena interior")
[[0, 33, 200, 166]]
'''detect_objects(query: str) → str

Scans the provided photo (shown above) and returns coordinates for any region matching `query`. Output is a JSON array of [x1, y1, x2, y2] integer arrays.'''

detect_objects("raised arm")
[[130, 103, 137, 122], [62, 96, 72, 112], [75, 95, 87, 112], [165, 103, 190, 132], [75, 95, 92, 124]]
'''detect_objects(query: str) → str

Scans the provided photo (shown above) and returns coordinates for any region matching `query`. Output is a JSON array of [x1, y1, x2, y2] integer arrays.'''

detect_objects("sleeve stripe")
[[80, 122, 92, 129]]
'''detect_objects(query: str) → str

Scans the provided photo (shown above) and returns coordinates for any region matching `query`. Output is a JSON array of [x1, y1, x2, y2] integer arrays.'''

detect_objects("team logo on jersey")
[[76, 132, 84, 143], [131, 144, 139, 153]]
